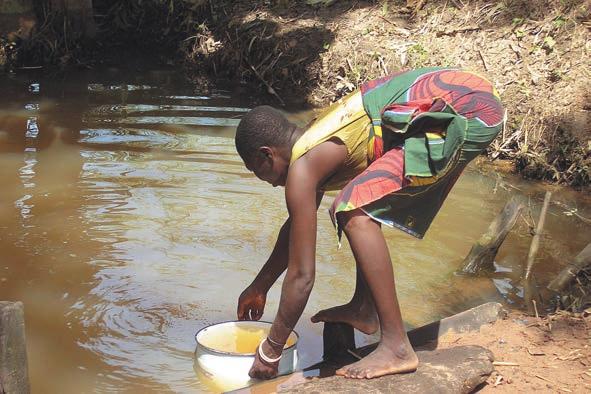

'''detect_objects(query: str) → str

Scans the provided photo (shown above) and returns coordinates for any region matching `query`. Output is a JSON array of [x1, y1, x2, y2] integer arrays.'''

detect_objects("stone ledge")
[[282, 345, 494, 394]]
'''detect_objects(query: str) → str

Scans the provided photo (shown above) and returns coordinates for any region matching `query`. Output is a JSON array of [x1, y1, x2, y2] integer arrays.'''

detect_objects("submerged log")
[[461, 196, 524, 275], [547, 243, 591, 293], [0, 301, 30, 394]]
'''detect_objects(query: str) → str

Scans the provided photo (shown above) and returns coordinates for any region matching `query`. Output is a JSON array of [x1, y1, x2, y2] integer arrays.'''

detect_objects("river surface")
[[0, 67, 589, 393]]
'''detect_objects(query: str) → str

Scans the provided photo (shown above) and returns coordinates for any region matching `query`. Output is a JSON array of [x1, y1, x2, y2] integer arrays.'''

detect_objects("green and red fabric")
[[330, 68, 504, 240]]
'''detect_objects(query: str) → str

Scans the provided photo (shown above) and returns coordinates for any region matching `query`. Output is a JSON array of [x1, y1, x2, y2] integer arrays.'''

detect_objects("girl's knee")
[[338, 209, 374, 235]]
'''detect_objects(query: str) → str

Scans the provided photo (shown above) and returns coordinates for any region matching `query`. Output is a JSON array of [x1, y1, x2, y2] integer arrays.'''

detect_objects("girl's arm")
[[238, 192, 324, 320], [248, 140, 348, 379]]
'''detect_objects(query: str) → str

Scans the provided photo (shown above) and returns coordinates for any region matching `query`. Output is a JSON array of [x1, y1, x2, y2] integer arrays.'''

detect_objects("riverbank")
[[241, 305, 590, 393], [182, 0, 591, 188], [1, 1, 590, 188], [438, 309, 591, 393]]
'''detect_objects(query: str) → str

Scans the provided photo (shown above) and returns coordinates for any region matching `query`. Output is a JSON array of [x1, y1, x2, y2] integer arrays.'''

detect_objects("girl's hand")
[[237, 284, 266, 320], [249, 341, 281, 380]]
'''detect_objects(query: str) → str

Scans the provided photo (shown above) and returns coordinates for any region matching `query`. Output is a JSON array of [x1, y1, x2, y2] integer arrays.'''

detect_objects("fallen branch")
[[492, 109, 530, 160], [493, 361, 520, 366], [535, 374, 554, 384], [460, 196, 525, 275], [244, 59, 286, 106], [436, 25, 481, 37], [478, 50, 489, 71], [547, 242, 591, 293], [535, 374, 573, 392]]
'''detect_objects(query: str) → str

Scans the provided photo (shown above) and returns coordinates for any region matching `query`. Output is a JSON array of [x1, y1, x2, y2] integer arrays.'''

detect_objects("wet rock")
[[282, 345, 494, 394]]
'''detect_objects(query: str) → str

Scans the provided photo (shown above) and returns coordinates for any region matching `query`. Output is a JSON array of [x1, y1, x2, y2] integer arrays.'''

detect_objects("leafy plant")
[[407, 43, 428, 67], [542, 36, 556, 53], [553, 15, 567, 28]]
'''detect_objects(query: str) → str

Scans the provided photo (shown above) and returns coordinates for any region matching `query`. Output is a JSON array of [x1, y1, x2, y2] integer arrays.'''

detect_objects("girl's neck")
[[284, 126, 305, 162]]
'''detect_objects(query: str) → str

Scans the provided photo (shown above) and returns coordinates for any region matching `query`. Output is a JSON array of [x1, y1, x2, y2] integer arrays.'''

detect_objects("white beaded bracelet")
[[258, 338, 282, 364]]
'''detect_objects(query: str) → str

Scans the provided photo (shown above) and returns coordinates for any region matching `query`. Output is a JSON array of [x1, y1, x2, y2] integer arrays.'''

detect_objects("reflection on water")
[[0, 68, 590, 393]]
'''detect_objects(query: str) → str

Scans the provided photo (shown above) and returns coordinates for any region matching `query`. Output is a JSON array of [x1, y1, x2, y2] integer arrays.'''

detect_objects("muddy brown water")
[[0, 68, 589, 393]]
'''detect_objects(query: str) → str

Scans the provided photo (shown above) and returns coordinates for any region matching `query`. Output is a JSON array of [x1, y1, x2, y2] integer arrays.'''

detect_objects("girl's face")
[[246, 147, 289, 187]]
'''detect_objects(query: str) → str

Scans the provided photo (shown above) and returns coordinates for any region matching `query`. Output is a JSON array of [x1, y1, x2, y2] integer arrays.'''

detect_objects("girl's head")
[[235, 106, 296, 187]]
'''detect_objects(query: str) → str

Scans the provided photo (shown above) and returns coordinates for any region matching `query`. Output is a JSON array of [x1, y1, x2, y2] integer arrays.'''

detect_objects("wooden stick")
[[435, 25, 481, 37], [493, 361, 520, 366], [492, 109, 530, 160], [525, 191, 552, 280], [535, 374, 554, 384], [547, 243, 591, 293], [244, 60, 286, 107], [478, 50, 489, 72], [523, 192, 551, 315], [532, 299, 539, 319]]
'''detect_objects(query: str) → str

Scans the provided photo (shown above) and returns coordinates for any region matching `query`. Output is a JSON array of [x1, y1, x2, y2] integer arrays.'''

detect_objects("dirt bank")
[[184, 0, 590, 188], [437, 309, 591, 393]]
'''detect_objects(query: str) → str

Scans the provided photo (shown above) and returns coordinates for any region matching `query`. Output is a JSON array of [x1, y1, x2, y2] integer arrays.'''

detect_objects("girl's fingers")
[[238, 303, 263, 320], [238, 304, 253, 320]]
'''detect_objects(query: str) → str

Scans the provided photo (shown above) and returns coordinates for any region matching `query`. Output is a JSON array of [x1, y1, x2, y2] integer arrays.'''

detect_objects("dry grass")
[[185, 0, 590, 187], [317, 0, 591, 187]]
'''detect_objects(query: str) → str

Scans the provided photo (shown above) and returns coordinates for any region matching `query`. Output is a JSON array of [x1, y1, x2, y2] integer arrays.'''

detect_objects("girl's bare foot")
[[311, 298, 378, 334], [335, 341, 418, 379]]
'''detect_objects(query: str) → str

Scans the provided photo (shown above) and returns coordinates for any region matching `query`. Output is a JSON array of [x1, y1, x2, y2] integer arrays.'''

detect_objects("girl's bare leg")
[[334, 209, 418, 379], [311, 262, 379, 334]]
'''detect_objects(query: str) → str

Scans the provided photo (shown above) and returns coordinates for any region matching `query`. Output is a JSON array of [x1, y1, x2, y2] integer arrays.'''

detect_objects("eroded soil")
[[437, 310, 591, 393]]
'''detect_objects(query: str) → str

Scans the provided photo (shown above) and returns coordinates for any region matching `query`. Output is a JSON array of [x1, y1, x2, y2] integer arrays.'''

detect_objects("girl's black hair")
[[235, 106, 296, 164]]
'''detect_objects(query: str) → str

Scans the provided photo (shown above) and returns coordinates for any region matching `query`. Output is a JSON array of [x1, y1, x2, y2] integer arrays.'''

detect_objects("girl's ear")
[[260, 146, 273, 159]]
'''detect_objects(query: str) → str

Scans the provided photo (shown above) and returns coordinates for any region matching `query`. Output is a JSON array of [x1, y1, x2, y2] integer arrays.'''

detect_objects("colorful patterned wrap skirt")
[[329, 68, 504, 240]]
